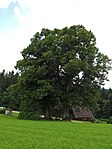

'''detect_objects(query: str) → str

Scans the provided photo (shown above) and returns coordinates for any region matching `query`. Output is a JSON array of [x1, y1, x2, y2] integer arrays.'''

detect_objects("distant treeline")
[[0, 70, 19, 110]]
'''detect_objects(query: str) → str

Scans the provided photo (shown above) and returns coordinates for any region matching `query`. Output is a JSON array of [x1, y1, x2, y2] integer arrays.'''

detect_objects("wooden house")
[[69, 107, 94, 121]]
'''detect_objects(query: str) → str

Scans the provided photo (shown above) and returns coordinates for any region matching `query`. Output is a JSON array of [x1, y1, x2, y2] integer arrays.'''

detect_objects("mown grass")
[[0, 113, 112, 149]]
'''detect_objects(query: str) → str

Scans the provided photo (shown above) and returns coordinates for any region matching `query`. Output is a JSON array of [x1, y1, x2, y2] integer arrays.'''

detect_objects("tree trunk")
[[44, 106, 50, 119], [62, 109, 70, 120]]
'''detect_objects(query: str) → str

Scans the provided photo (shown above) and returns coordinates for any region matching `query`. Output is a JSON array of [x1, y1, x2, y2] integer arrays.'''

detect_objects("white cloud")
[[14, 5, 22, 21], [8, 1, 30, 29], [0, 0, 30, 24], [0, 0, 14, 8]]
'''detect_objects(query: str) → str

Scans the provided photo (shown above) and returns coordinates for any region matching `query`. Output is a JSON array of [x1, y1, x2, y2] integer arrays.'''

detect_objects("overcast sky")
[[0, 0, 112, 88]]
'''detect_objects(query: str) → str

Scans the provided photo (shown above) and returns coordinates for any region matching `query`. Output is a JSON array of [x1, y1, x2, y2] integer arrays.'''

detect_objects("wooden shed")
[[69, 107, 94, 121]]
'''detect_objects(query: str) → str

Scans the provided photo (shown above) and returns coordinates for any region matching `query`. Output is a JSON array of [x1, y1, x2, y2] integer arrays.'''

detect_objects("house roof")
[[72, 107, 94, 119]]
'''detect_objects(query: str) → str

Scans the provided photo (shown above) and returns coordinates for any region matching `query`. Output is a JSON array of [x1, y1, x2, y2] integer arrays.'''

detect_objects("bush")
[[100, 118, 107, 123], [107, 116, 112, 124], [94, 119, 103, 123], [0, 107, 6, 114]]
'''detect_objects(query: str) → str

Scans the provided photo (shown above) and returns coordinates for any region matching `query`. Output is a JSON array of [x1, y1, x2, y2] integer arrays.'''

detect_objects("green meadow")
[[0, 113, 112, 149]]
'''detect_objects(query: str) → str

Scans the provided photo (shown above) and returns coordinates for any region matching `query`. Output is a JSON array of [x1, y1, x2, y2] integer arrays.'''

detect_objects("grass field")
[[0, 113, 112, 149]]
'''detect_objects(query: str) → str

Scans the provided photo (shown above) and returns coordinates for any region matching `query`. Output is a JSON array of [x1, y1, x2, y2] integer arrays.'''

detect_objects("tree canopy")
[[14, 25, 111, 119]]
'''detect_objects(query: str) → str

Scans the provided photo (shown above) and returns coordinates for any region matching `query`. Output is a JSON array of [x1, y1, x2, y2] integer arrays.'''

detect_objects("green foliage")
[[0, 70, 19, 108], [107, 116, 112, 124], [6, 83, 21, 110], [19, 99, 41, 120], [15, 25, 111, 119], [93, 118, 107, 124], [95, 88, 112, 119]]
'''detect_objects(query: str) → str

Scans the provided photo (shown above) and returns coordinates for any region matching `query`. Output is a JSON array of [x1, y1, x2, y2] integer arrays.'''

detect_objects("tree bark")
[[44, 106, 50, 119]]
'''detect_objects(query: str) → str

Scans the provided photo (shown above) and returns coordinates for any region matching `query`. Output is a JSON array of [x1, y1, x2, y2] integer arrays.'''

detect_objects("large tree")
[[16, 25, 111, 119]]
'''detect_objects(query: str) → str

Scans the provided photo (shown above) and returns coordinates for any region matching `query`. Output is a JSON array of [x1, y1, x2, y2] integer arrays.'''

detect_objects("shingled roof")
[[71, 107, 94, 120]]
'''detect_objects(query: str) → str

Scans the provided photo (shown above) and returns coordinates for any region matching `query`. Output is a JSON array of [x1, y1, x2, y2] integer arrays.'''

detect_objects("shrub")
[[94, 119, 103, 123], [107, 116, 112, 124], [0, 107, 6, 114], [100, 118, 107, 123]]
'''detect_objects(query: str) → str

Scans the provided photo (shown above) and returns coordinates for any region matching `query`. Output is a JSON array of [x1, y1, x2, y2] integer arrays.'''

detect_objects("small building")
[[69, 107, 94, 121]]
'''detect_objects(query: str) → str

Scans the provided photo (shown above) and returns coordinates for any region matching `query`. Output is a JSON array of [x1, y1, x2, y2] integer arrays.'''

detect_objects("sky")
[[0, 0, 112, 88]]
